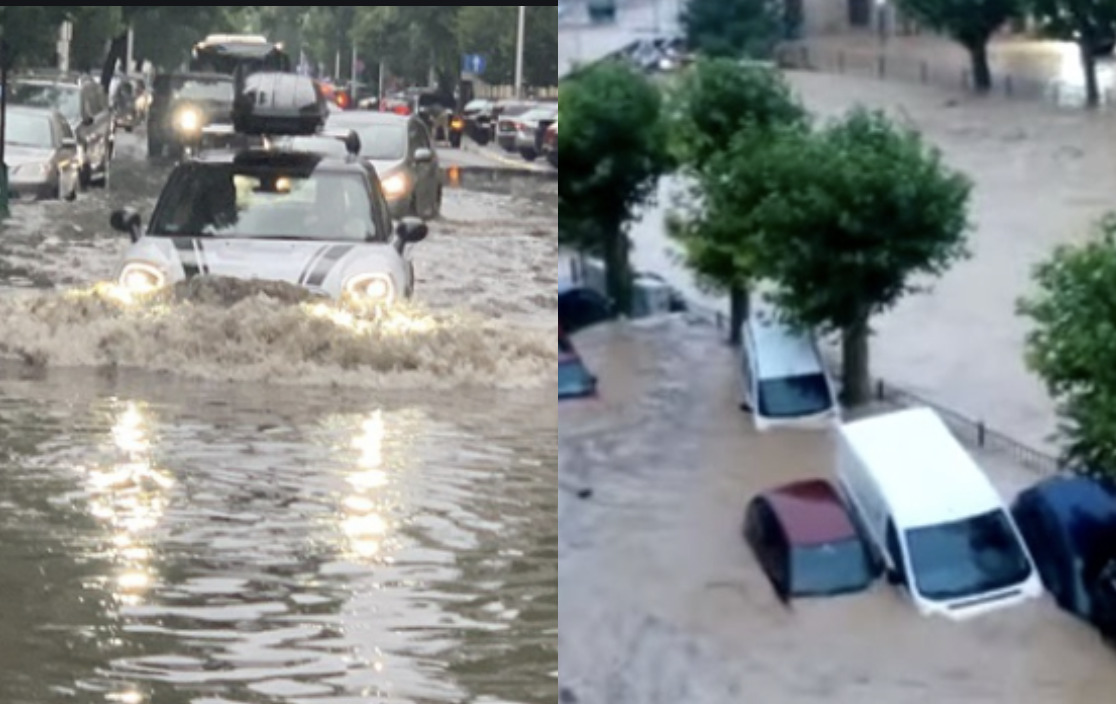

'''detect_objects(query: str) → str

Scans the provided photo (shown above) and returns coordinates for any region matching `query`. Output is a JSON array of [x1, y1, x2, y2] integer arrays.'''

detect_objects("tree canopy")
[[679, 0, 783, 59], [559, 61, 671, 316], [1018, 215, 1116, 475]]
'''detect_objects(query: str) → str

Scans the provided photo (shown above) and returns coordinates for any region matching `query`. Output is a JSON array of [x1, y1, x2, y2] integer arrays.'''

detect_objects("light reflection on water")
[[0, 375, 555, 704]]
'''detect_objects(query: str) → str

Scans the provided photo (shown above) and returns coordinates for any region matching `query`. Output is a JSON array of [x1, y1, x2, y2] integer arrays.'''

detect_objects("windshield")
[[150, 164, 384, 242], [6, 113, 53, 149], [8, 84, 81, 123], [756, 373, 833, 418], [790, 539, 874, 596], [559, 360, 595, 398], [905, 510, 1033, 601], [330, 122, 407, 161], [177, 80, 234, 102]]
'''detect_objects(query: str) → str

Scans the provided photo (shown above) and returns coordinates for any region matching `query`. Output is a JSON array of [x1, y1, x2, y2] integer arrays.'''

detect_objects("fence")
[[775, 42, 1116, 109], [566, 252, 1063, 476]]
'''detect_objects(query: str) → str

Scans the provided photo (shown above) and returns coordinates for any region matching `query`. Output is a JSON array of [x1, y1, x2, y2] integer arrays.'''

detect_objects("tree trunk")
[[728, 286, 750, 346], [602, 230, 633, 317], [840, 314, 872, 407], [1080, 40, 1101, 108], [966, 41, 992, 92]]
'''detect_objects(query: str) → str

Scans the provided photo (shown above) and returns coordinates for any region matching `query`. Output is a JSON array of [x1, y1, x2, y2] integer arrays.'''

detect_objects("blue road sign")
[[461, 53, 486, 75]]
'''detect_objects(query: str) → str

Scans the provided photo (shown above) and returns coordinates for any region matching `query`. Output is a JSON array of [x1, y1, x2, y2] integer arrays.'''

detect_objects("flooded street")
[[560, 318, 1116, 703], [0, 133, 557, 703]]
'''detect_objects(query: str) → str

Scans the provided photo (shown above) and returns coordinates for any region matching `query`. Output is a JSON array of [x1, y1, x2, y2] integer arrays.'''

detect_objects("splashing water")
[[0, 277, 554, 389]]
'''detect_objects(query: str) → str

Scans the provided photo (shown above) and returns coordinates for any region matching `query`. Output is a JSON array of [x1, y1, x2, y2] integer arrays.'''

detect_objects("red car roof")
[[762, 479, 858, 546]]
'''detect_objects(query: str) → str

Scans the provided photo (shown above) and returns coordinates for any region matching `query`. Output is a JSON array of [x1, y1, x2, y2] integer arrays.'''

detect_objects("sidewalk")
[[782, 32, 1116, 108]]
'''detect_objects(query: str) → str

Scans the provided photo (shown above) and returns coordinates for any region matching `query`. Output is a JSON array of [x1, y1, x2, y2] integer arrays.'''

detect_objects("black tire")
[[520, 148, 538, 162], [449, 132, 462, 148]]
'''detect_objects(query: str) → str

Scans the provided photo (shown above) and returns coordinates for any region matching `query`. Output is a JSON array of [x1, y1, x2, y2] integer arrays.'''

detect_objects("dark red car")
[[744, 479, 878, 601]]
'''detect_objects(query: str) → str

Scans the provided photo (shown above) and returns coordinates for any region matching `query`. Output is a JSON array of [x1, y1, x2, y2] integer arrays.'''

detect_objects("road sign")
[[461, 53, 486, 75]]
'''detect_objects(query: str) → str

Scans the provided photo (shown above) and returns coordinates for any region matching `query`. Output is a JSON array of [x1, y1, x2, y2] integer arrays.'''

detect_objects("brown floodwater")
[[559, 316, 1116, 703]]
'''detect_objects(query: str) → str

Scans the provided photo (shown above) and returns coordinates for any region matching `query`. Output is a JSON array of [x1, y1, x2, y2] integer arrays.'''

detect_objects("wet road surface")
[[0, 131, 557, 703], [560, 318, 1116, 703]]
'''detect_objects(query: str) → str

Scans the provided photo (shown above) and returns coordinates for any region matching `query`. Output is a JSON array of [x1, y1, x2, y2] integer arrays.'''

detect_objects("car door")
[[761, 507, 792, 601]]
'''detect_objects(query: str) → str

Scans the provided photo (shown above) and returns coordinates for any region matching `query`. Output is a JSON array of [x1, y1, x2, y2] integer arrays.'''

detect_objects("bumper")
[[515, 133, 537, 151], [9, 174, 56, 201]]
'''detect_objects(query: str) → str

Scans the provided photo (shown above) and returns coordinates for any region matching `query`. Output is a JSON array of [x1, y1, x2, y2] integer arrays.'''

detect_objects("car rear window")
[[757, 373, 834, 419]]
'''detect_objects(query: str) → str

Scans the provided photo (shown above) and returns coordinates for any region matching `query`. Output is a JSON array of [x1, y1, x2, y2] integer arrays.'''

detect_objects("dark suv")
[[147, 73, 235, 159], [7, 73, 114, 188]]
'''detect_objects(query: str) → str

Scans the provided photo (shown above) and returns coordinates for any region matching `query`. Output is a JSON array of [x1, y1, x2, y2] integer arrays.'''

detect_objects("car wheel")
[[520, 148, 538, 162]]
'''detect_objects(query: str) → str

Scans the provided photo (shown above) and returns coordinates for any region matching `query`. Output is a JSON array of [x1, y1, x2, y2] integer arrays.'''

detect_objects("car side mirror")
[[110, 208, 142, 243], [82, 115, 94, 127], [395, 216, 428, 245], [413, 148, 433, 163]]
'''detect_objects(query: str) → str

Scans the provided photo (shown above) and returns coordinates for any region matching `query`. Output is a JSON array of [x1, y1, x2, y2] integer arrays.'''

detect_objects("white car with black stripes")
[[110, 141, 428, 304]]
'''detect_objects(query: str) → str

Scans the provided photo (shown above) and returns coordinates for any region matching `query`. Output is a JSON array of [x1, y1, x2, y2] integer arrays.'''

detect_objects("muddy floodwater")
[[0, 134, 557, 703], [560, 317, 1116, 704]]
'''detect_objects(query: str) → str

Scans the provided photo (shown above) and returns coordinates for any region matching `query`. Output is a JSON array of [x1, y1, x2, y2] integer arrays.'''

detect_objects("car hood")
[[120, 236, 408, 298], [364, 158, 406, 176], [5, 145, 54, 166]]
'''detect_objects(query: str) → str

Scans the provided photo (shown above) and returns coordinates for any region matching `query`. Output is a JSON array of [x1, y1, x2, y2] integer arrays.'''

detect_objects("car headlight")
[[343, 273, 396, 305], [118, 262, 166, 294], [175, 107, 202, 133], [380, 172, 410, 199]]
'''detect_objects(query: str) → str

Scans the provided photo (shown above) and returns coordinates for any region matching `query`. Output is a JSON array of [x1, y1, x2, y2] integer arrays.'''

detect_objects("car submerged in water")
[[111, 71, 428, 306]]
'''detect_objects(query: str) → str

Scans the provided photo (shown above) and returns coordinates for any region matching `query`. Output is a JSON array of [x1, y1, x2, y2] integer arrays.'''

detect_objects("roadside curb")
[[462, 141, 550, 173]]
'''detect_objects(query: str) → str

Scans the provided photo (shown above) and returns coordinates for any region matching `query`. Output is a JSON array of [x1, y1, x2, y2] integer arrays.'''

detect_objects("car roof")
[[841, 408, 1005, 528], [745, 312, 825, 380], [760, 479, 858, 546], [1020, 476, 1116, 546], [192, 147, 364, 172], [327, 111, 411, 126]]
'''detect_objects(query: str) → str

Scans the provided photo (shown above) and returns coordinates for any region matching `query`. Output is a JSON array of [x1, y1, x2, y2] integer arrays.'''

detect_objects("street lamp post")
[[0, 39, 9, 218], [515, 5, 526, 99]]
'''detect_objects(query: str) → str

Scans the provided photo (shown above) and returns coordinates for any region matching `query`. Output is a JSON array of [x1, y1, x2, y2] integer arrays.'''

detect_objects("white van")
[[740, 311, 840, 431], [836, 407, 1043, 620]]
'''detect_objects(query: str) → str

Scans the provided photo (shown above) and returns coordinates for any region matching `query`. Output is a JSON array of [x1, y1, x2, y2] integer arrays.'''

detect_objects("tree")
[[668, 58, 809, 344], [1029, 0, 1116, 107], [0, 7, 83, 68], [559, 61, 672, 317], [1017, 215, 1116, 475], [679, 0, 783, 59], [895, 0, 1021, 92], [730, 108, 972, 404]]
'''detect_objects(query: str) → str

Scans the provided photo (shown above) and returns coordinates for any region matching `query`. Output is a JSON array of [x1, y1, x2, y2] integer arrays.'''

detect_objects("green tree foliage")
[[559, 62, 672, 316], [719, 108, 971, 404], [895, 0, 1021, 92], [70, 6, 124, 72], [1029, 0, 1116, 107], [1017, 216, 1116, 475], [668, 59, 808, 342], [0, 7, 83, 68], [680, 0, 783, 59]]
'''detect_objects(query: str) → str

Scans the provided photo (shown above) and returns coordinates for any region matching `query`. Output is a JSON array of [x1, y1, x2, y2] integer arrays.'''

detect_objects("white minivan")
[[740, 311, 840, 431], [836, 407, 1043, 620]]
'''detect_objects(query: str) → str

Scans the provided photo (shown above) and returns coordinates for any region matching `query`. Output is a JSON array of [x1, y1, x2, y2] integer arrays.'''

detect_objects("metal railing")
[[775, 42, 1116, 109]]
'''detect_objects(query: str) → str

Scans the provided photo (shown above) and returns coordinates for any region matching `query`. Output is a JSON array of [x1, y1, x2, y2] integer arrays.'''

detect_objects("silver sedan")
[[6, 106, 80, 201]]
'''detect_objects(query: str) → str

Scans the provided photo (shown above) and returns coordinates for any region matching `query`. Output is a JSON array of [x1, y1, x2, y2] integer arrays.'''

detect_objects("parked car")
[[559, 346, 598, 401], [5, 106, 80, 202], [837, 407, 1043, 620], [744, 479, 879, 602], [739, 308, 840, 431], [543, 121, 557, 168], [326, 110, 442, 219], [1011, 475, 1116, 634], [558, 284, 614, 334], [463, 98, 495, 145], [512, 104, 558, 161], [7, 72, 113, 188], [495, 101, 538, 152]]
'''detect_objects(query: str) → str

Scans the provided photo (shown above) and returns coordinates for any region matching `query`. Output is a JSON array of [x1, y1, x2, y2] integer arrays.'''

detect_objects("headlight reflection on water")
[[78, 401, 172, 607], [343, 411, 392, 561]]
